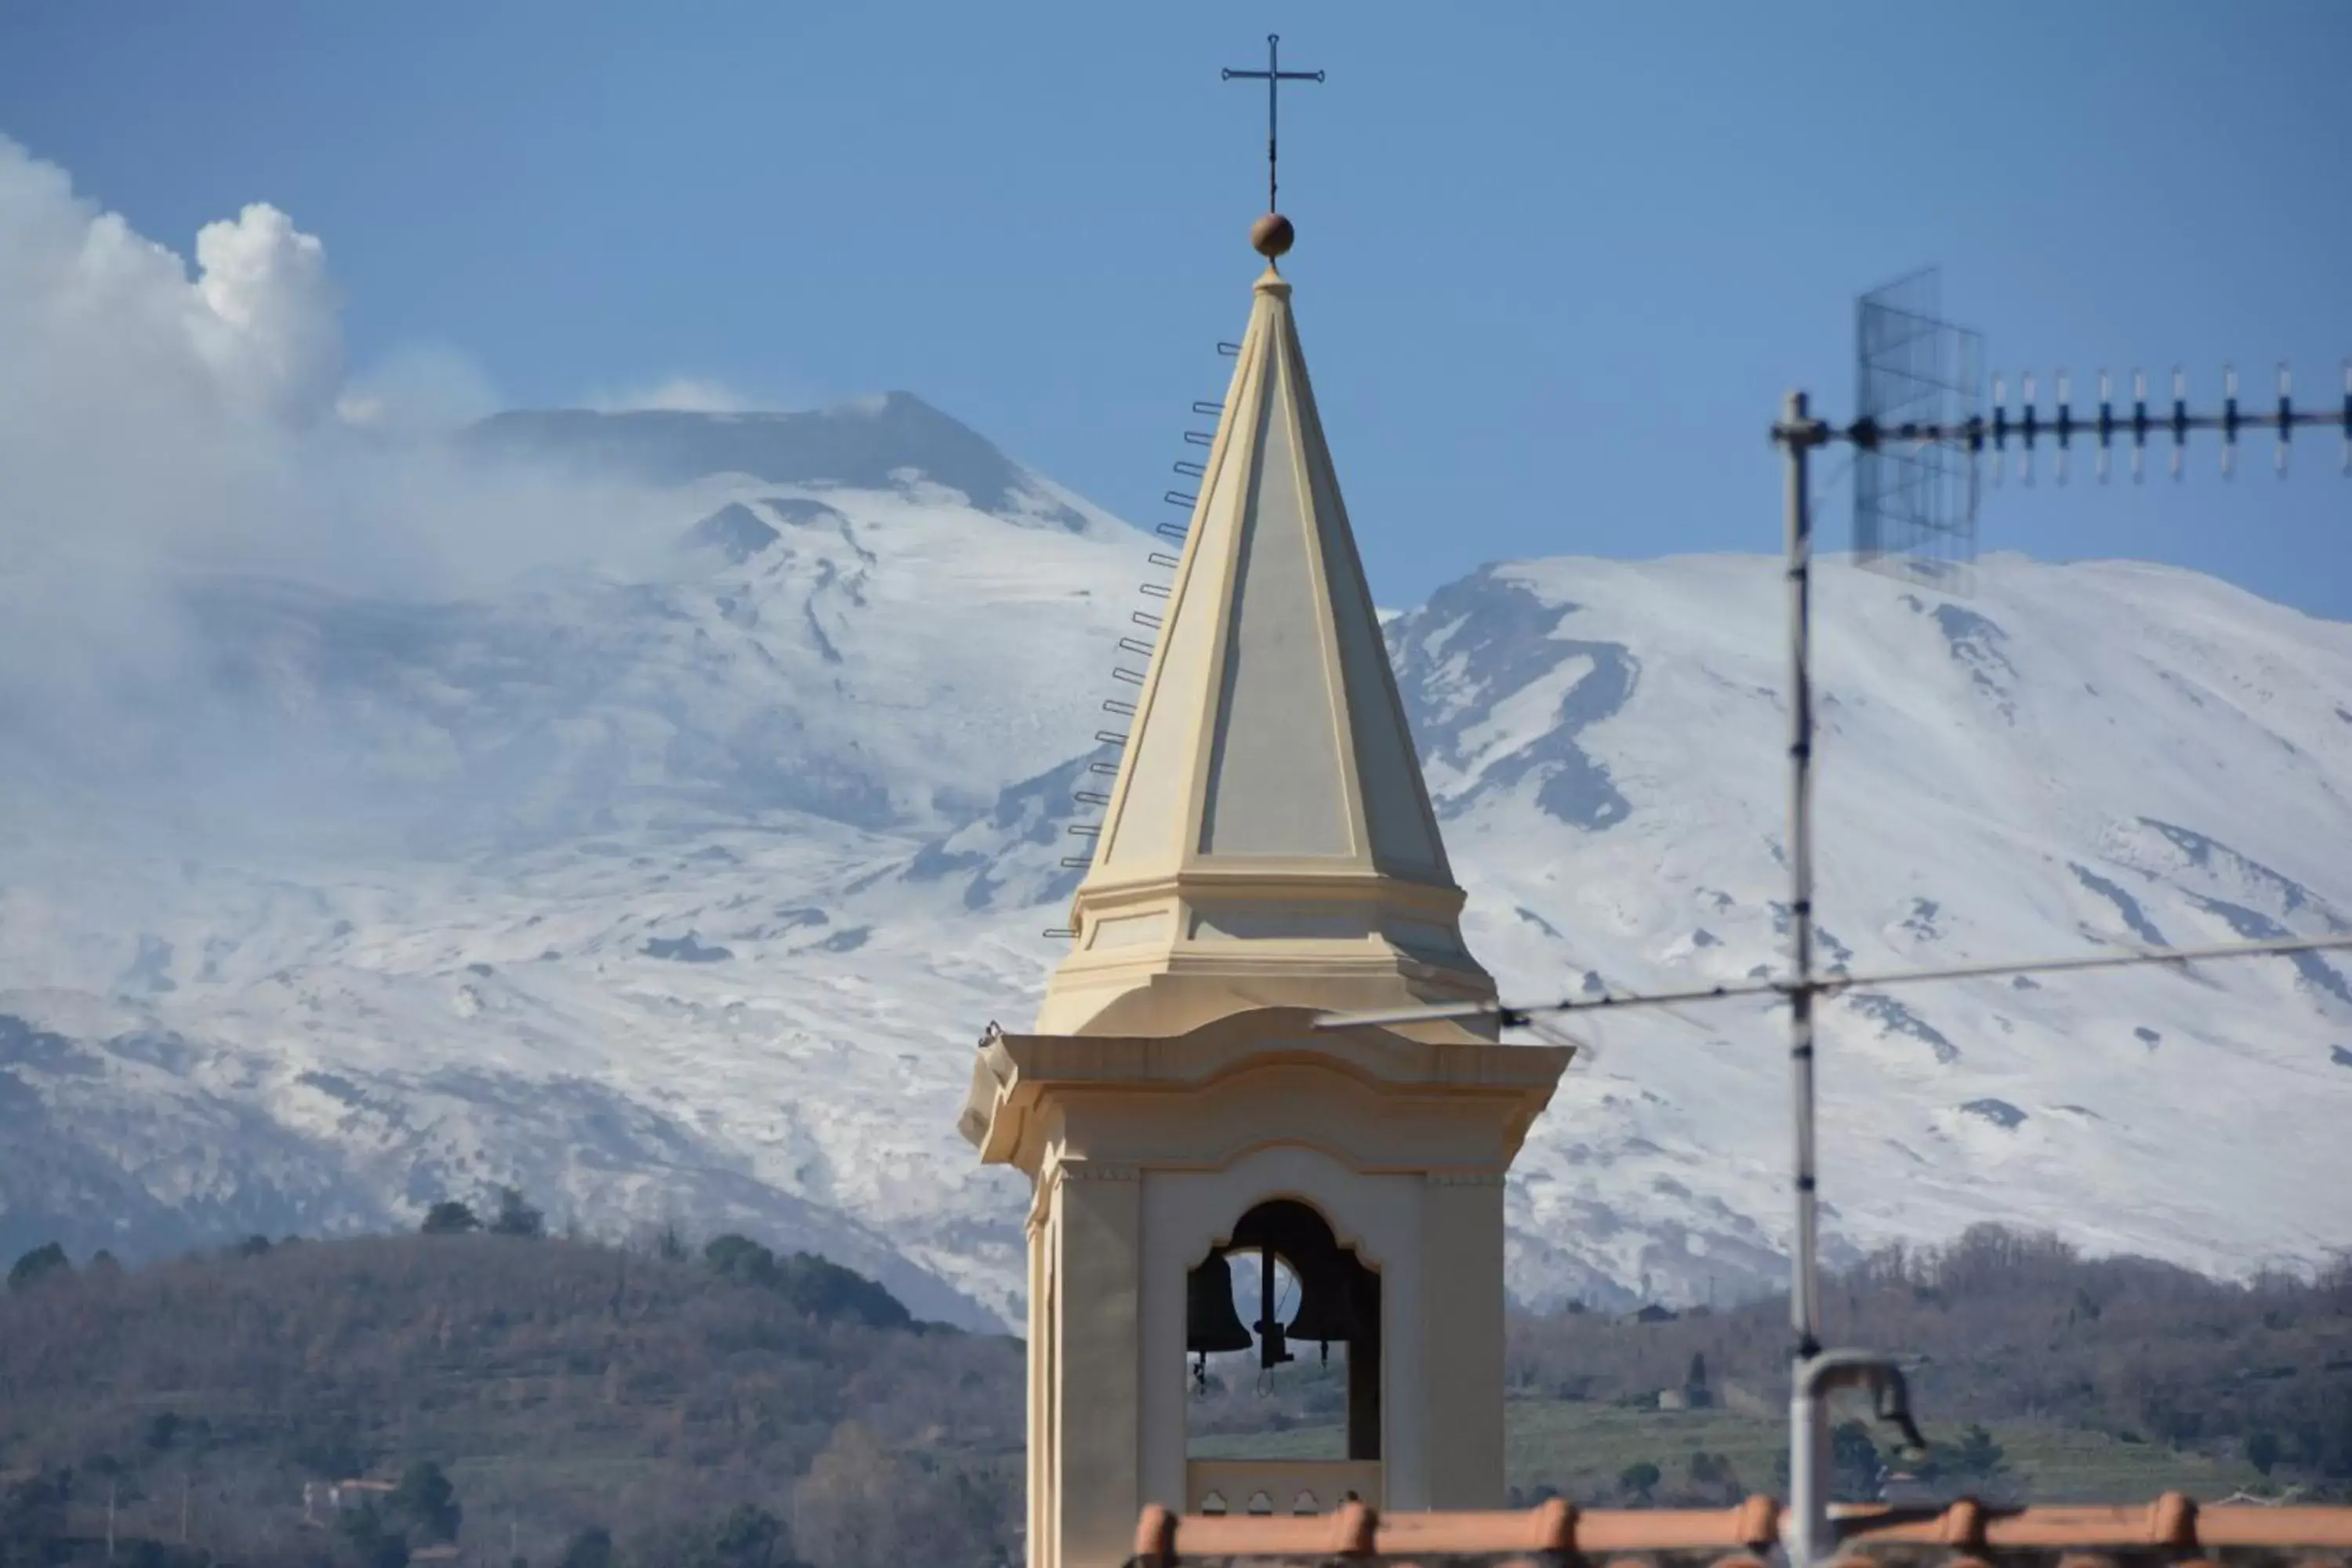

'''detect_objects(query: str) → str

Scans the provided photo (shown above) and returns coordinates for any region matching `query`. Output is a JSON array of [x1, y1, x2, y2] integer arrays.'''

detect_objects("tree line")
[[1504, 1224, 2352, 1501], [0, 1215, 2343, 1566], [0, 1202, 1018, 1568]]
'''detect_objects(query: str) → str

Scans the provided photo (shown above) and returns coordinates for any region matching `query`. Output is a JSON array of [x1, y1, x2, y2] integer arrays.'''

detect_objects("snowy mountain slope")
[[38, 440, 1132, 851], [2, 403, 2347, 1330], [1387, 556, 2352, 1305]]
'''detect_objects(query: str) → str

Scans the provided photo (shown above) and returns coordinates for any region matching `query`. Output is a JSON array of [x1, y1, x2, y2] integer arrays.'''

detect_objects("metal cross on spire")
[[1221, 34, 1324, 214]]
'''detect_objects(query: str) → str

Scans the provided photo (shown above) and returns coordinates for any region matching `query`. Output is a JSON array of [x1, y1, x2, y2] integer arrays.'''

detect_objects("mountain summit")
[[466, 392, 1100, 533]]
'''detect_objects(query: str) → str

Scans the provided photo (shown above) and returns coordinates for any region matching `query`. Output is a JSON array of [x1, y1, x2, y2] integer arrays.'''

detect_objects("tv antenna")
[[1775, 290, 2347, 1568], [1314, 269, 2350, 1567]]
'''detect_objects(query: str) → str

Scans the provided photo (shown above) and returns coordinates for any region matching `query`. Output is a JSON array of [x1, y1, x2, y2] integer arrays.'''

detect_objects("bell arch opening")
[[1182, 1196, 1381, 1465]]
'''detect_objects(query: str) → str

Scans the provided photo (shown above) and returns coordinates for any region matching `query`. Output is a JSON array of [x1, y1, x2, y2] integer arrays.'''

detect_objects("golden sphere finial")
[[1250, 212, 1295, 260]]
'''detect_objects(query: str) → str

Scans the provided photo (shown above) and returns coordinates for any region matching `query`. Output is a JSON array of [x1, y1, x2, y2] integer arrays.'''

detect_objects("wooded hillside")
[[0, 1221, 2343, 1567], [0, 1228, 1019, 1568], [1192, 1225, 2351, 1508], [1509, 1227, 2352, 1474]]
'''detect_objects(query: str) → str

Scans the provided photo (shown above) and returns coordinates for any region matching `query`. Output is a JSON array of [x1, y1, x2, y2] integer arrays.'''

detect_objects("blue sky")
[[4, 2, 2347, 616]]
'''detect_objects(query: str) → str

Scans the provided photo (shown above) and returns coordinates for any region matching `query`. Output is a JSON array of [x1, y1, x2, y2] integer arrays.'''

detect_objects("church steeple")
[[1037, 224, 1497, 1039], [964, 204, 1570, 1568]]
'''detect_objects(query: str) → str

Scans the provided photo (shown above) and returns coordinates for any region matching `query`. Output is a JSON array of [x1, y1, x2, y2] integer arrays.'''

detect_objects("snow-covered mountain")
[[2, 397, 2347, 1330]]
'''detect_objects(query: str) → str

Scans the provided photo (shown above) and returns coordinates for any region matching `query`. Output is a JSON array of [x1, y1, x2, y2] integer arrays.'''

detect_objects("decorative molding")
[[1421, 1171, 1506, 1188], [1053, 1160, 1142, 1184], [1153, 1152, 1405, 1272]]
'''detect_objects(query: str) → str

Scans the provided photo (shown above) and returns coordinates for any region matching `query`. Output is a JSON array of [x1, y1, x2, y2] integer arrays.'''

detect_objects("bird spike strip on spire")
[[1221, 34, 1324, 216], [1044, 338, 1242, 940]]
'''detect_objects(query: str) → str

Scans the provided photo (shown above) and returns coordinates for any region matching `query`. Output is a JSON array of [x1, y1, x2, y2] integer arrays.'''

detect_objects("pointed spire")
[[1036, 223, 1497, 1040]]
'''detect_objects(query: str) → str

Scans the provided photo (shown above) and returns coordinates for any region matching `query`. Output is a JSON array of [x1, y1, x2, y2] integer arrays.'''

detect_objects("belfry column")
[[962, 214, 1570, 1568]]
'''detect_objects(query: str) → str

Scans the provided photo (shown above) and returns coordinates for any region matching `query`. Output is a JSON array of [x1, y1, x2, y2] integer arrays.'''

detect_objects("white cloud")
[[0, 147, 342, 436], [0, 138, 332, 577], [0, 135, 671, 588], [586, 376, 764, 415], [337, 343, 504, 434], [0, 136, 670, 811], [191, 201, 342, 422]]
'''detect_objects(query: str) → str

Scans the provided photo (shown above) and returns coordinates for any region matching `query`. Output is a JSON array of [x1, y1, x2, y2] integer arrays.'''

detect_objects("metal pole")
[[1780, 390, 1829, 1567], [1784, 391, 1822, 1356], [1265, 35, 1279, 212]]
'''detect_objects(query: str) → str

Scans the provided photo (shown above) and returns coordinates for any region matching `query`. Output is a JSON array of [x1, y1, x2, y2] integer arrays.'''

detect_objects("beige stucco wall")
[[1042, 1164, 1143, 1568], [1028, 1142, 1520, 1564], [1418, 1174, 1508, 1508], [979, 1017, 1569, 1568]]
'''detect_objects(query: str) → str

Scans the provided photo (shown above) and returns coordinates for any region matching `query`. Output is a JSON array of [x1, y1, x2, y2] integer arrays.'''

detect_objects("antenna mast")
[[1767, 288, 2346, 1568], [1314, 271, 2347, 1567]]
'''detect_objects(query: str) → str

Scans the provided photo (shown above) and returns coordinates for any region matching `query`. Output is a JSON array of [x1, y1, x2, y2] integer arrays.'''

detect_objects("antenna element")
[[1852, 270, 1983, 585]]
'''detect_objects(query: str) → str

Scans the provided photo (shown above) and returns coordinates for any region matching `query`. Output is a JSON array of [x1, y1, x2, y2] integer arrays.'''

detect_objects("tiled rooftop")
[[1131, 1494, 2352, 1566]]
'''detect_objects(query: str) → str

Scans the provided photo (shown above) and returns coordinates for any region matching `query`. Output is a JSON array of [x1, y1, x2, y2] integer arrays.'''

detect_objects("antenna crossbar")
[[1810, 361, 2352, 482], [1838, 405, 2343, 448]]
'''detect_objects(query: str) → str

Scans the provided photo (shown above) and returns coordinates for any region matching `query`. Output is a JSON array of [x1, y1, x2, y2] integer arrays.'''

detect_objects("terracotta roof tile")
[[1131, 1495, 2352, 1566]]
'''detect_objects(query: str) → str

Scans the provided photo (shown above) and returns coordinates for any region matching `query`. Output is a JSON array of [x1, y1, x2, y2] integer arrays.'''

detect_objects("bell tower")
[[960, 216, 1570, 1568]]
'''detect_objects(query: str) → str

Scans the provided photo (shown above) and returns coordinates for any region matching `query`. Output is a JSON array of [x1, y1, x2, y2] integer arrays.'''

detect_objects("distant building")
[[304, 1477, 396, 1525]]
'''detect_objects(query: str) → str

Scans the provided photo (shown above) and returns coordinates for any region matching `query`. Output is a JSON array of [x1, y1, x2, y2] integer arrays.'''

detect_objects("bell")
[[1284, 1261, 1355, 1363], [1187, 1251, 1254, 1357]]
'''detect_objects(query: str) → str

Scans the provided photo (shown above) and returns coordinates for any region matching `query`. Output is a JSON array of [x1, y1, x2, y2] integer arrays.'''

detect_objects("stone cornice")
[[960, 1006, 1570, 1174]]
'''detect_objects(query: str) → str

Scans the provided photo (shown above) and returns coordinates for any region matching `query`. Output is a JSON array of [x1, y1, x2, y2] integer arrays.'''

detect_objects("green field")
[[1197, 1398, 2267, 1505]]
